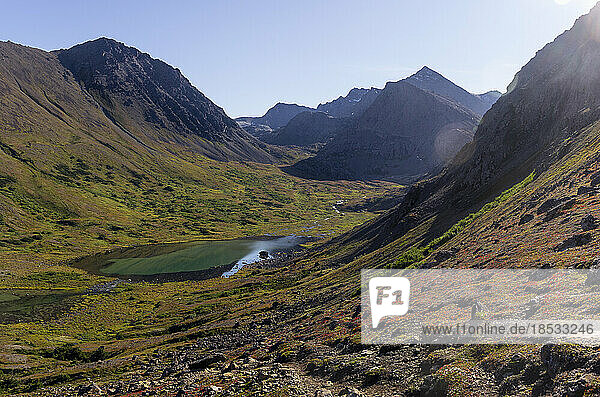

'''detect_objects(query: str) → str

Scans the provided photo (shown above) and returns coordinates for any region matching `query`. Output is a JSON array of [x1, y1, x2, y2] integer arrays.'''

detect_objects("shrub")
[[389, 172, 536, 268]]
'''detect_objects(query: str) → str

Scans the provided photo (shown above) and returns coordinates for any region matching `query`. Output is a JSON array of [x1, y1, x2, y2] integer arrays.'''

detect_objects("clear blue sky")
[[2, 0, 597, 117]]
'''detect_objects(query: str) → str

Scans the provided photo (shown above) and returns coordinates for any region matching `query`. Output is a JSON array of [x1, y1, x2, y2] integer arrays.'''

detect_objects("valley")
[[3, 2, 600, 396], [0, 38, 403, 395]]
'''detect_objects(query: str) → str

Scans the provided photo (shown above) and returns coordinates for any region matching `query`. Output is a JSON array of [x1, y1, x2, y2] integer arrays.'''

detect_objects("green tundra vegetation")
[[0, 148, 402, 393]]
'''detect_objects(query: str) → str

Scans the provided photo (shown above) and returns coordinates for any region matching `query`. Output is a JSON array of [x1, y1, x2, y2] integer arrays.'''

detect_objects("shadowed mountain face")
[[263, 111, 353, 146], [236, 102, 315, 132], [288, 81, 479, 182], [55, 38, 272, 162], [477, 90, 502, 109], [316, 87, 381, 118], [238, 87, 382, 146], [406, 66, 498, 116], [239, 69, 500, 152], [316, 3, 600, 263]]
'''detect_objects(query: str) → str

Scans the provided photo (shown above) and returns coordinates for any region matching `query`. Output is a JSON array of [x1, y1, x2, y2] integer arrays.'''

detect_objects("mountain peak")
[[272, 102, 307, 109], [60, 37, 127, 52], [405, 67, 496, 115], [412, 66, 443, 79], [316, 86, 381, 118], [89, 36, 119, 44], [54, 39, 273, 162], [289, 77, 479, 181], [417, 65, 435, 73]]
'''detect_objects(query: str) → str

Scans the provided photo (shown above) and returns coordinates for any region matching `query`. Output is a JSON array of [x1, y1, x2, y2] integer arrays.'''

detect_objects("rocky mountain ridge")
[[54, 37, 273, 162], [405, 66, 499, 116], [236, 87, 382, 145], [288, 77, 480, 181], [316, 87, 382, 118]]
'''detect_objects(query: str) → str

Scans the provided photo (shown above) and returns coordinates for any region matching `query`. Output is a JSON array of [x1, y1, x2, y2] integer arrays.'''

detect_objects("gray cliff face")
[[289, 81, 479, 182], [405, 66, 498, 116], [316, 87, 382, 118]]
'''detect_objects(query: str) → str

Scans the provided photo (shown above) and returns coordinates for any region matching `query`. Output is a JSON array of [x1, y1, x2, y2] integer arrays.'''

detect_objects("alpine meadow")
[[3, 1, 600, 396]]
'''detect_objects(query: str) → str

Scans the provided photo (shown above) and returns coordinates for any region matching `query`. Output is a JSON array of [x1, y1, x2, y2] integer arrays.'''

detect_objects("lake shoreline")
[[69, 235, 319, 282]]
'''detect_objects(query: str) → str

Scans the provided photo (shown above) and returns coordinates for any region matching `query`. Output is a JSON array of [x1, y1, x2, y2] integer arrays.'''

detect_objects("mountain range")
[[405, 66, 500, 116], [235, 67, 500, 182], [287, 68, 489, 181], [5, 3, 600, 395], [236, 88, 380, 137], [315, 2, 600, 273]]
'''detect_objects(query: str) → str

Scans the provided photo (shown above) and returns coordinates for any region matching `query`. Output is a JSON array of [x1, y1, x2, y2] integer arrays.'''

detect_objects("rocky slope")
[[263, 111, 353, 147], [288, 80, 479, 181], [55, 38, 273, 162], [316, 87, 381, 118], [406, 66, 498, 116]]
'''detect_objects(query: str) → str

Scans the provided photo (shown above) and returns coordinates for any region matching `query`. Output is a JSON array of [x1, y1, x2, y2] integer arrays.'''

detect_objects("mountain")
[[314, 2, 600, 271], [236, 102, 315, 136], [54, 38, 272, 162], [263, 111, 353, 146], [406, 66, 498, 116], [0, 38, 300, 276], [279, 7, 600, 394], [477, 89, 502, 109], [288, 80, 479, 181], [316, 87, 381, 118], [237, 87, 381, 147]]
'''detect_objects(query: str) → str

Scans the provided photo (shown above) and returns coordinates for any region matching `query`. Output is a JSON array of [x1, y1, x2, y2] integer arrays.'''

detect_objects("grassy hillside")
[[7, 5, 600, 395], [10, 124, 600, 395], [0, 40, 401, 272], [0, 40, 405, 394]]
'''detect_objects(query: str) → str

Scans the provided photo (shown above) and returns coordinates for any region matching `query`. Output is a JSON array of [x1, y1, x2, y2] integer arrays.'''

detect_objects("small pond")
[[72, 236, 309, 279]]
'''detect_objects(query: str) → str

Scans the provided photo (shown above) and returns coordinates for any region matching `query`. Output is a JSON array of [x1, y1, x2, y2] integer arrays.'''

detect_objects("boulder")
[[582, 215, 598, 231]]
